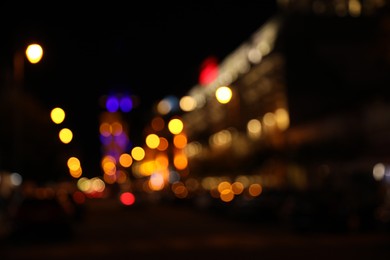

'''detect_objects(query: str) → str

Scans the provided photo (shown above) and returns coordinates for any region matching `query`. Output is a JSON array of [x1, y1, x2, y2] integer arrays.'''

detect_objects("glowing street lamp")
[[11, 42, 44, 172], [50, 107, 66, 124], [25, 43, 44, 64], [26, 43, 43, 64], [13, 43, 43, 89], [59, 128, 73, 144]]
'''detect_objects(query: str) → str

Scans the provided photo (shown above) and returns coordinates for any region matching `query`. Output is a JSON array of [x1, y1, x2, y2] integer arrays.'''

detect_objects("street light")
[[13, 43, 43, 89], [25, 44, 44, 64], [11, 43, 44, 173]]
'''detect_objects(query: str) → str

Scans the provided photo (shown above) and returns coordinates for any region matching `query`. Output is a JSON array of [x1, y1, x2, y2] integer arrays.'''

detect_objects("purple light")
[[106, 96, 119, 112], [114, 132, 129, 149], [100, 134, 113, 145], [120, 96, 133, 112], [105, 150, 120, 161]]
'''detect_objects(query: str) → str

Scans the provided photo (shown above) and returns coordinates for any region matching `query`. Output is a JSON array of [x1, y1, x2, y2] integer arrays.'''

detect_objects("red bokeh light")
[[199, 56, 218, 86], [120, 192, 136, 206]]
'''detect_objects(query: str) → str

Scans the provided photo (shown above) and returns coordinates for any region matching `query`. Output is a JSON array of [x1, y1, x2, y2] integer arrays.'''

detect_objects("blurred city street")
[[1, 195, 390, 260], [2, 1, 390, 259]]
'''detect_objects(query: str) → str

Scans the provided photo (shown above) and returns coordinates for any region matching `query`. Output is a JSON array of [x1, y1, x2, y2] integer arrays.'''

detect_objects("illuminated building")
[[172, 0, 390, 229]]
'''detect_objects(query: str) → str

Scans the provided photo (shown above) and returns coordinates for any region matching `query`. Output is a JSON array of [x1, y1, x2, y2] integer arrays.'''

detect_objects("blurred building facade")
[[174, 0, 390, 230]]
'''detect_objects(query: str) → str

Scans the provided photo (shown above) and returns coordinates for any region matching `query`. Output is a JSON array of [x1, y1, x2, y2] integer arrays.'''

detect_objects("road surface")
[[1, 196, 390, 259]]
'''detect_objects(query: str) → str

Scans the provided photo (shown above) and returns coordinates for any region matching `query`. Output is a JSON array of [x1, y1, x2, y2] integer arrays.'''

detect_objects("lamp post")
[[13, 43, 43, 89], [11, 43, 43, 172]]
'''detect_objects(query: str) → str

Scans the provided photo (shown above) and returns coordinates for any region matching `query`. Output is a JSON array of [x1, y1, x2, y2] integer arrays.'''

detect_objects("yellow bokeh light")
[[59, 128, 73, 144], [25, 43, 43, 64], [168, 118, 184, 135], [131, 146, 145, 161], [275, 108, 290, 131], [69, 166, 82, 178], [215, 86, 232, 104], [50, 107, 65, 124], [145, 134, 160, 149], [139, 160, 156, 176], [67, 157, 81, 171]]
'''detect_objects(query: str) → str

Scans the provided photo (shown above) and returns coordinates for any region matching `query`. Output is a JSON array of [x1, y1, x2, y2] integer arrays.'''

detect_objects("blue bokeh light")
[[120, 96, 133, 112], [106, 96, 119, 112], [164, 95, 179, 113]]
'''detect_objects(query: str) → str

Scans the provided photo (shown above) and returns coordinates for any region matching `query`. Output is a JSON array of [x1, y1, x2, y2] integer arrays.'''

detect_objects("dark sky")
[[2, 1, 279, 101], [1, 1, 279, 179]]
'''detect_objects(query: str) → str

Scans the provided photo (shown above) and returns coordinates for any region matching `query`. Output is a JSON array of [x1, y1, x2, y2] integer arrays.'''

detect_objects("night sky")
[[2, 1, 279, 103], [0, 1, 279, 180]]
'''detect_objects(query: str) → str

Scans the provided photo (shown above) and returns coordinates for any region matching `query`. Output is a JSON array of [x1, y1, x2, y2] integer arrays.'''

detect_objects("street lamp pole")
[[11, 43, 43, 173], [13, 43, 44, 90], [13, 50, 24, 91]]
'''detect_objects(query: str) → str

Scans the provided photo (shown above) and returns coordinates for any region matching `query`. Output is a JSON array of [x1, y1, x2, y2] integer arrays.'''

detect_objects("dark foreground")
[[1, 197, 390, 260]]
